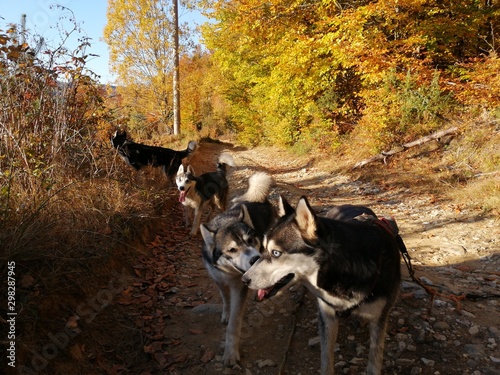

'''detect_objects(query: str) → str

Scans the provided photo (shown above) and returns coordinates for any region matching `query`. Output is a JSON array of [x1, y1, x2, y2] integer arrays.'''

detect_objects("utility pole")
[[172, 0, 180, 135]]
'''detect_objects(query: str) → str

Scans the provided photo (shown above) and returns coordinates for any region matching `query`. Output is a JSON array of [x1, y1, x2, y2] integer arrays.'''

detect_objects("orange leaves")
[[113, 211, 208, 371], [202, 0, 499, 150]]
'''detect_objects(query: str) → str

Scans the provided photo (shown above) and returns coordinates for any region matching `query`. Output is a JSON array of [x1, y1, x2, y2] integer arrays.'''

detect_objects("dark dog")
[[243, 197, 403, 375], [111, 130, 197, 180], [176, 154, 235, 235]]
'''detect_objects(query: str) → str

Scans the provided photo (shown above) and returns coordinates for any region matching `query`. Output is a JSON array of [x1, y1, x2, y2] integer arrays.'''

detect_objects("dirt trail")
[[104, 140, 500, 375]]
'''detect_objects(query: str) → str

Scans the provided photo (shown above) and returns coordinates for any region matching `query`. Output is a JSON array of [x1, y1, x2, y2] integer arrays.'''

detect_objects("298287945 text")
[[7, 261, 16, 367]]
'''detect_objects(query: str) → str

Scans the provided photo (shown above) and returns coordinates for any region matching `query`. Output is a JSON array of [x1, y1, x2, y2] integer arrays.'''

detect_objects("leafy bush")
[[350, 70, 454, 156], [0, 20, 109, 242]]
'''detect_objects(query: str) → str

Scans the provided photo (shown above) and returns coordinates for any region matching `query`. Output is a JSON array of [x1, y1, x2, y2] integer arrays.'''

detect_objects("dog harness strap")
[[374, 218, 415, 278], [374, 217, 396, 237]]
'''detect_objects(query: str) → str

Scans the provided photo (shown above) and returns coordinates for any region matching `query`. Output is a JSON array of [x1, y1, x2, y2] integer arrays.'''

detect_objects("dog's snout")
[[242, 275, 251, 286], [249, 255, 260, 266], [178, 186, 185, 191]]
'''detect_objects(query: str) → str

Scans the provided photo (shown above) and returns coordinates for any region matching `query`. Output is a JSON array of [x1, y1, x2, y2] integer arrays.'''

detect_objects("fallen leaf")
[[66, 315, 80, 330], [144, 341, 164, 353], [19, 274, 36, 288], [69, 343, 85, 361], [169, 339, 181, 346], [116, 295, 135, 305], [136, 295, 152, 304], [153, 351, 168, 368], [200, 348, 214, 363]]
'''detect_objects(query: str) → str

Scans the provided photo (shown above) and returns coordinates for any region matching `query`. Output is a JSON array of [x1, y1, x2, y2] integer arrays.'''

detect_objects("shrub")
[[350, 70, 454, 156]]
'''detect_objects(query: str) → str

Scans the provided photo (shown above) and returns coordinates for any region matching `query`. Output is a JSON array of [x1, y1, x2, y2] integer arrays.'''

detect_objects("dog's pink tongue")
[[257, 289, 269, 301], [179, 191, 186, 203]]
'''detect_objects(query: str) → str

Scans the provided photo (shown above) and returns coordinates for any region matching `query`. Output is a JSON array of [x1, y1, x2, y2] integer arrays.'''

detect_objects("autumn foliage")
[[200, 0, 500, 152]]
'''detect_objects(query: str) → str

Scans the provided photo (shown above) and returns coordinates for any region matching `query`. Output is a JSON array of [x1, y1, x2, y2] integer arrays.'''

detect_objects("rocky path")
[[125, 141, 499, 375]]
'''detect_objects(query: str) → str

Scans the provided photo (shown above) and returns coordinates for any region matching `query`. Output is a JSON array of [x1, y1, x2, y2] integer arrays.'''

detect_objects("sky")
[[0, 1, 207, 84]]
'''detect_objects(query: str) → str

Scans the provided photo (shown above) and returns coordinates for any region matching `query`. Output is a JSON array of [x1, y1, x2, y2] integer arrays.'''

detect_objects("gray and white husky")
[[176, 154, 235, 235], [242, 197, 403, 375], [200, 172, 275, 366]]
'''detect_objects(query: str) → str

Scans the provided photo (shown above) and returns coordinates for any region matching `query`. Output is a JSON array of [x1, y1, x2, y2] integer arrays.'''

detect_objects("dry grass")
[[319, 112, 500, 215], [443, 113, 500, 212]]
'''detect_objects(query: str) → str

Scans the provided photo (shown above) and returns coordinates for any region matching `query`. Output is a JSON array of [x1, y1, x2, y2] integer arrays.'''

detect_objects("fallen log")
[[352, 126, 458, 169]]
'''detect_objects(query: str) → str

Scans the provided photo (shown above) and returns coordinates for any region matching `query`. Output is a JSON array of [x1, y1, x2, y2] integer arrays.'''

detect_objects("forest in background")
[[102, 0, 500, 153]]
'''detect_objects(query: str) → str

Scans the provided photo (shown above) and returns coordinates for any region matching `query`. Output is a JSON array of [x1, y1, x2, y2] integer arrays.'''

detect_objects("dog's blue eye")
[[271, 250, 281, 258]]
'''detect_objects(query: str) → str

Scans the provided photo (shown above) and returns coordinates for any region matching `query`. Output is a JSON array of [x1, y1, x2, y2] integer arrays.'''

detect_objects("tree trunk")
[[172, 0, 180, 135]]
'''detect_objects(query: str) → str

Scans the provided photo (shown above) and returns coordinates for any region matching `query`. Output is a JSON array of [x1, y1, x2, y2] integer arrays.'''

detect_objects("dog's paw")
[[220, 313, 229, 324], [222, 349, 240, 366]]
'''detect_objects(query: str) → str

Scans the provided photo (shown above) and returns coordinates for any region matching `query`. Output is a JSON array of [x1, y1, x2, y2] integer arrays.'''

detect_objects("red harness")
[[374, 217, 398, 237]]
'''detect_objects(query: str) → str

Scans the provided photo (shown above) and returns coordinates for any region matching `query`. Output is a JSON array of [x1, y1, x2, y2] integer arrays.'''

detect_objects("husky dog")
[[200, 172, 275, 366], [176, 154, 235, 235], [111, 130, 197, 180], [242, 196, 402, 375]]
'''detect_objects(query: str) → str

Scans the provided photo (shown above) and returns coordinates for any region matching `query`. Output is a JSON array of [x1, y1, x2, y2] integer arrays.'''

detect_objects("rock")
[[421, 357, 435, 366], [469, 325, 480, 335], [335, 361, 347, 368], [256, 359, 276, 368], [461, 309, 477, 318], [308, 336, 321, 347], [489, 326, 500, 339], [433, 321, 451, 331], [464, 344, 486, 359], [349, 357, 365, 365], [433, 333, 447, 342], [396, 358, 414, 366]]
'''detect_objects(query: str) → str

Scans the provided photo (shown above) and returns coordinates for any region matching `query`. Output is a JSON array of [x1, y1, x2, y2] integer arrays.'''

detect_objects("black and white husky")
[[111, 130, 197, 180], [200, 172, 275, 366], [176, 154, 235, 235], [242, 197, 403, 375]]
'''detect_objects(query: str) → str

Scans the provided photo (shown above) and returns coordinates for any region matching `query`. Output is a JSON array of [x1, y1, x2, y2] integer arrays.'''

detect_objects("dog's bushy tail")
[[233, 172, 273, 204], [216, 154, 235, 175]]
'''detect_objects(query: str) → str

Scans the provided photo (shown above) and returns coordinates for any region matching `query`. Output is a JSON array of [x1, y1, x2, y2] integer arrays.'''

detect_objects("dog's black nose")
[[178, 186, 184, 191], [249, 255, 260, 266], [242, 275, 250, 286]]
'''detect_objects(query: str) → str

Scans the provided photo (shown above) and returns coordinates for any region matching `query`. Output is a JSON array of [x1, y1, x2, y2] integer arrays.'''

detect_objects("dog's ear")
[[188, 141, 197, 152], [238, 204, 254, 229], [295, 196, 317, 240], [177, 164, 185, 175], [200, 224, 215, 249], [187, 165, 195, 175], [278, 195, 295, 217]]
